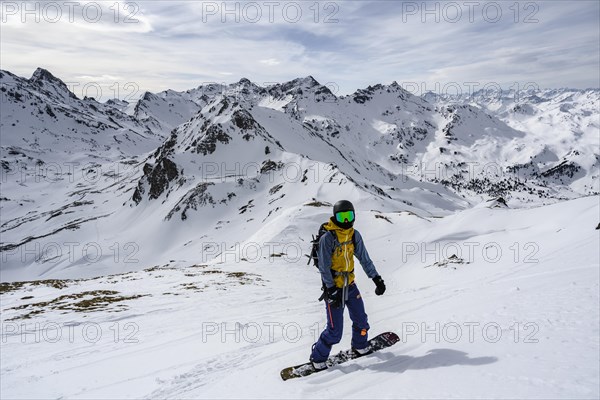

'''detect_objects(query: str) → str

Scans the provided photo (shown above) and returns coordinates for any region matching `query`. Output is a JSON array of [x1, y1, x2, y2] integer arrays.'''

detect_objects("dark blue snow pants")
[[310, 282, 370, 362]]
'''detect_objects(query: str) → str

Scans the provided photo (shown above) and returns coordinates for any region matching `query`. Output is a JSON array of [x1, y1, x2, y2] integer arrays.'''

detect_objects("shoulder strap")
[[318, 222, 328, 235]]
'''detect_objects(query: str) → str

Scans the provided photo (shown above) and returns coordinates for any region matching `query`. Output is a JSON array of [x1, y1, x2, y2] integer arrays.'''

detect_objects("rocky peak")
[[351, 82, 408, 104], [141, 91, 159, 102], [279, 76, 321, 93], [29, 67, 77, 99], [30, 67, 61, 84], [301, 75, 320, 87]]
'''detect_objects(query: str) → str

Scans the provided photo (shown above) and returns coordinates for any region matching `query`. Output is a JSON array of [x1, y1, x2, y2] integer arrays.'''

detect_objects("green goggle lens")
[[335, 210, 355, 223]]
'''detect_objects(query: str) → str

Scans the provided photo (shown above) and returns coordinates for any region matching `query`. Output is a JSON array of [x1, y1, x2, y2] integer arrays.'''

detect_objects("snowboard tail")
[[280, 331, 399, 381]]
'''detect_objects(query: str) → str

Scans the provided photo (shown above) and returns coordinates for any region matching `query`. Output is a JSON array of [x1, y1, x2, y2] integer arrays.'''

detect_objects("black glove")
[[325, 286, 342, 308], [373, 275, 386, 296]]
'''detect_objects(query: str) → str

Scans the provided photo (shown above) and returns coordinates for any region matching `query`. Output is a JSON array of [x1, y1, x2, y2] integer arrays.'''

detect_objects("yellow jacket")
[[322, 219, 356, 288], [318, 218, 379, 288]]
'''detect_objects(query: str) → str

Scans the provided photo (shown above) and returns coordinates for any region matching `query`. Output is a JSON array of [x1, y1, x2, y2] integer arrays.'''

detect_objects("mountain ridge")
[[1, 68, 598, 280]]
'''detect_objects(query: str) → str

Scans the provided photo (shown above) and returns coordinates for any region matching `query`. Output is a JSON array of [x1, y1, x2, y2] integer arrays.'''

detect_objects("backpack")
[[307, 223, 329, 268], [306, 222, 356, 269]]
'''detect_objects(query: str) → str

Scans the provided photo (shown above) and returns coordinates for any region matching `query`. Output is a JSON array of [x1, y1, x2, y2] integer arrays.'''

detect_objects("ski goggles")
[[335, 210, 355, 223]]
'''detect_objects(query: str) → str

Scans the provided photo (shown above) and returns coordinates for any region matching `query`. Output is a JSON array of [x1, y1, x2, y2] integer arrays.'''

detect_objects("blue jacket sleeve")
[[353, 230, 379, 279], [318, 232, 335, 288]]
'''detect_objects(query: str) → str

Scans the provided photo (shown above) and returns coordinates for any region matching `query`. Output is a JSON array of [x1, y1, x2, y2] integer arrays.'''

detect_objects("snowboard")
[[280, 331, 399, 381]]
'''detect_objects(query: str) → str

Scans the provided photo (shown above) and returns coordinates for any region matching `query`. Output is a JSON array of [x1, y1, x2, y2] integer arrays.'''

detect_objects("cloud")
[[1, 0, 597, 99], [76, 75, 125, 81], [260, 59, 281, 66]]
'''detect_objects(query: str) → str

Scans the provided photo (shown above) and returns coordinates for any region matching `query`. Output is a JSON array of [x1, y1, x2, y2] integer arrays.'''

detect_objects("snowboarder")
[[309, 200, 386, 371]]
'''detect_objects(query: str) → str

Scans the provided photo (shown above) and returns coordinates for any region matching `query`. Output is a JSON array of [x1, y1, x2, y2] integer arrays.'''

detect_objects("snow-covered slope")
[[1, 196, 597, 398]]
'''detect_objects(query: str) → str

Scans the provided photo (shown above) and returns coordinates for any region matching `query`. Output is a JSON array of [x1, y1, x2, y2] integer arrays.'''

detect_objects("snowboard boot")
[[352, 345, 372, 356], [309, 343, 328, 371], [310, 359, 328, 371]]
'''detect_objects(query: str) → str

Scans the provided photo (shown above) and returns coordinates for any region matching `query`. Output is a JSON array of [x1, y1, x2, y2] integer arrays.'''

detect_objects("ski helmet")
[[332, 200, 355, 229]]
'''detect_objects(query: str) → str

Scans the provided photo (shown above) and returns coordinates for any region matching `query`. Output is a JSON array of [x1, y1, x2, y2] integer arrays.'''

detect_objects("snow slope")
[[1, 196, 598, 399]]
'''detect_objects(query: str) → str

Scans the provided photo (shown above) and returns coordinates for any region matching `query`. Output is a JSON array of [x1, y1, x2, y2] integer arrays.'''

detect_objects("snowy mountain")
[[424, 88, 600, 195], [0, 69, 163, 161], [1, 69, 599, 281]]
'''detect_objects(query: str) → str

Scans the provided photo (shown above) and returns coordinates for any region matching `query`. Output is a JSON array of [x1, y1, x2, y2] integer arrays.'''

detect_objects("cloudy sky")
[[1, 1, 599, 99]]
